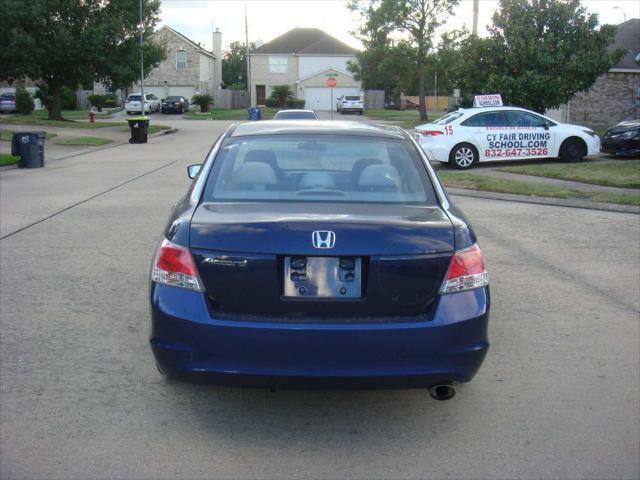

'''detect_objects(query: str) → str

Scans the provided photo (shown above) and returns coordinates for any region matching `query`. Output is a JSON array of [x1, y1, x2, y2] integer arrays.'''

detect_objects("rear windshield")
[[127, 95, 141, 101], [345, 96, 361, 101], [165, 96, 182, 101], [434, 111, 464, 125], [203, 135, 437, 205], [273, 111, 317, 120]]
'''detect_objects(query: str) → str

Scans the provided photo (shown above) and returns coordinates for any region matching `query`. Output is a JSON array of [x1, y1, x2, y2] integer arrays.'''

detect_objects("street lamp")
[[139, 0, 145, 111], [613, 6, 627, 23]]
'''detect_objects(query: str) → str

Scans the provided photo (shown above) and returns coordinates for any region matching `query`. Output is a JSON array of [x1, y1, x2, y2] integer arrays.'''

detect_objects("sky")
[[157, 0, 640, 53]]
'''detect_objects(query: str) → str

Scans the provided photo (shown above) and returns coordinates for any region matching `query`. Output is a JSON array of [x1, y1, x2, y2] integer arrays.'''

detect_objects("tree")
[[449, 0, 624, 112], [349, 0, 459, 120], [0, 0, 165, 120], [222, 41, 255, 90]]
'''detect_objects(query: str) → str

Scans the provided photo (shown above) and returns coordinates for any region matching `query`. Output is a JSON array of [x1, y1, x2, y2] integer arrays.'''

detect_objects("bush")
[[87, 94, 107, 112], [15, 85, 34, 114], [103, 93, 119, 108], [285, 98, 305, 109], [269, 85, 293, 107], [35, 84, 77, 110], [60, 86, 76, 110], [191, 93, 214, 112], [264, 97, 279, 108]]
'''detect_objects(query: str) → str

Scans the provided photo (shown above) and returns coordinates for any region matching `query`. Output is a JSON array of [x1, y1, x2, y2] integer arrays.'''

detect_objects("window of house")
[[176, 50, 187, 70], [269, 56, 288, 74]]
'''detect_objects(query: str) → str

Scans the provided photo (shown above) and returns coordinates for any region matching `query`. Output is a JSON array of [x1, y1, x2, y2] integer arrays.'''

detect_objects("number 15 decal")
[[445, 125, 453, 135]]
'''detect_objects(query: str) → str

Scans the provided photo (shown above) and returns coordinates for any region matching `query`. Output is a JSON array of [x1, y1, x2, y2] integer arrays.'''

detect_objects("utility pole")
[[472, 0, 479, 35], [139, 0, 145, 112], [245, 5, 251, 105]]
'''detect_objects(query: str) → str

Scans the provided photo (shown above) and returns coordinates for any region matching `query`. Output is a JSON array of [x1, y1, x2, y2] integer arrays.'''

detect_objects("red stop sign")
[[326, 77, 337, 88]]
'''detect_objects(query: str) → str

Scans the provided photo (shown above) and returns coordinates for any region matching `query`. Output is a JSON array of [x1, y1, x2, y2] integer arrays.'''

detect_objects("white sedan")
[[414, 106, 600, 169]]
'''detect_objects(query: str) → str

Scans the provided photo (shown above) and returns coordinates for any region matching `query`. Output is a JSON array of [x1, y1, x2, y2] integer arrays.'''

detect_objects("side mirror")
[[187, 164, 202, 179]]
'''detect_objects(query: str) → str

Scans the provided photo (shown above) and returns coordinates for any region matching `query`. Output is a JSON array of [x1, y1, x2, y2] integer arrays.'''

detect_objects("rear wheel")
[[449, 143, 478, 169], [560, 138, 586, 163]]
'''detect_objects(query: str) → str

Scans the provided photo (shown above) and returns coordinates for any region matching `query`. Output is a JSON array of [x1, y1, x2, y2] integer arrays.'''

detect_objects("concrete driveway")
[[0, 120, 638, 479]]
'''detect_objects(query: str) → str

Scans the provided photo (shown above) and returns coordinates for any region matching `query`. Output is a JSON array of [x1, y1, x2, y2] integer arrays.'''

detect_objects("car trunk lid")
[[190, 202, 454, 318]]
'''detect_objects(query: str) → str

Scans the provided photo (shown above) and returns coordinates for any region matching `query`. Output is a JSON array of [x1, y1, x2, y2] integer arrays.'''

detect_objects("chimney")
[[212, 27, 222, 89]]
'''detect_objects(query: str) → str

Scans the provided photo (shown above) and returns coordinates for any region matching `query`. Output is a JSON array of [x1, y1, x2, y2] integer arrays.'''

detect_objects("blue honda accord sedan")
[[149, 121, 489, 400]]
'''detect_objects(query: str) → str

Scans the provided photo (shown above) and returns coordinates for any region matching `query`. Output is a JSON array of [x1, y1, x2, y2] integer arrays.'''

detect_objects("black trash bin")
[[127, 116, 150, 144], [11, 131, 46, 168]]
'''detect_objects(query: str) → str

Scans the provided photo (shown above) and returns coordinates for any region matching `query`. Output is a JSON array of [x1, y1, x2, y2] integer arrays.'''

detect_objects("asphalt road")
[[1, 120, 639, 479]]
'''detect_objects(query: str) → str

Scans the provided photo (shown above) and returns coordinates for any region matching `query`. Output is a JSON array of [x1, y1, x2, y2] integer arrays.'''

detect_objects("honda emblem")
[[312, 231, 336, 249]]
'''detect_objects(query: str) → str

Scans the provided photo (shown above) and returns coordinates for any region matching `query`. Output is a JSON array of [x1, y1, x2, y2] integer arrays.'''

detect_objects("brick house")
[[94, 25, 222, 101], [549, 19, 639, 128], [249, 28, 361, 109]]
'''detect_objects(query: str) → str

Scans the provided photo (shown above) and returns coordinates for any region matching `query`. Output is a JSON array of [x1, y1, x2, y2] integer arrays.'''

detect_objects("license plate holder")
[[283, 256, 361, 299]]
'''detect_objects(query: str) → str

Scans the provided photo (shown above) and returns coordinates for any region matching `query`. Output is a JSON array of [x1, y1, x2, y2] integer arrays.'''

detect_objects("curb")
[[447, 187, 640, 214]]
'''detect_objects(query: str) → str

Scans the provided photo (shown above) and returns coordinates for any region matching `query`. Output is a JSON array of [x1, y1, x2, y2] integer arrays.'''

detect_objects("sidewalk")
[[1, 121, 177, 163], [461, 169, 639, 195]]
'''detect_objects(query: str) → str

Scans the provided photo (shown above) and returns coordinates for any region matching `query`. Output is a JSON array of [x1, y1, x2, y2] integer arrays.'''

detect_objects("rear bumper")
[[150, 284, 490, 388]]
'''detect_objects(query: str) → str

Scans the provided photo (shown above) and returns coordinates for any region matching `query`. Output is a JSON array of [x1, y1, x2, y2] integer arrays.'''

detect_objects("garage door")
[[304, 87, 360, 110], [143, 85, 167, 99], [142, 85, 196, 100], [168, 86, 195, 100]]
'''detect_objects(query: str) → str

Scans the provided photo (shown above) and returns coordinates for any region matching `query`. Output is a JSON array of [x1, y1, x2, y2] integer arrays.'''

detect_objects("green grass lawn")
[[118, 124, 172, 135], [0, 153, 20, 166], [215, 108, 278, 120], [438, 171, 640, 206], [1, 129, 57, 141], [498, 160, 640, 189], [32, 109, 113, 120], [365, 109, 445, 129], [53, 136, 113, 146]]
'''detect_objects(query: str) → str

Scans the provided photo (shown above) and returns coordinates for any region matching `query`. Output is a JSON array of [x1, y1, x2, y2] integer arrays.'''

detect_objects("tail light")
[[440, 244, 489, 294], [417, 130, 444, 137], [151, 238, 204, 291]]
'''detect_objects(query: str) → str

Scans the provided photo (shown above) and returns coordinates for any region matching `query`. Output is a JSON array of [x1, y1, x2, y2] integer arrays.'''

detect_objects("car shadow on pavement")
[[151, 379, 471, 451]]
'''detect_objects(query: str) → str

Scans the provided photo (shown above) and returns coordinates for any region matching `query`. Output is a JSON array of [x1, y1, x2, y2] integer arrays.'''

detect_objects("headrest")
[[358, 164, 401, 189], [244, 149, 278, 165], [232, 162, 278, 184]]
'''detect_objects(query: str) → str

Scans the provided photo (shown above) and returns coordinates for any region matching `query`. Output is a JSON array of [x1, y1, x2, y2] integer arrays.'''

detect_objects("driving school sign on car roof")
[[473, 94, 503, 107]]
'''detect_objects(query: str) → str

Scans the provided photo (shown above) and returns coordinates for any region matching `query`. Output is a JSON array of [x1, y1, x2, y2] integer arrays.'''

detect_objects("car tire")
[[449, 143, 478, 169], [559, 138, 586, 163]]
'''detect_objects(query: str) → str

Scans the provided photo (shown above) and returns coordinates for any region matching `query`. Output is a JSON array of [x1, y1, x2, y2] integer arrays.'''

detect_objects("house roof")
[[610, 18, 639, 70], [155, 25, 216, 59], [253, 28, 357, 55]]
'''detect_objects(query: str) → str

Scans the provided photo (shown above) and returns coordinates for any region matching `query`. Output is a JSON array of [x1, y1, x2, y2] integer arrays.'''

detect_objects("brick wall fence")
[[569, 71, 639, 128]]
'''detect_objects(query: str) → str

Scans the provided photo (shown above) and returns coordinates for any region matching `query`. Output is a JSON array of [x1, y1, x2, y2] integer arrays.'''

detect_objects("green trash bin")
[[127, 116, 150, 144]]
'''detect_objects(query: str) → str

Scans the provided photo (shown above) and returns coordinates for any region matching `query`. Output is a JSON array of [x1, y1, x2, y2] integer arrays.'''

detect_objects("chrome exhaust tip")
[[429, 384, 456, 401]]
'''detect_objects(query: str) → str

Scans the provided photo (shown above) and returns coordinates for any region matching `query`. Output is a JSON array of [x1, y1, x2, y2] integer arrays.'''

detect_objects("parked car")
[[125, 93, 160, 115], [161, 96, 189, 114], [339, 95, 364, 115], [273, 109, 318, 120], [414, 106, 600, 169], [149, 120, 490, 399], [600, 120, 640, 158], [335, 95, 343, 112], [403, 98, 420, 110], [0, 93, 16, 113]]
